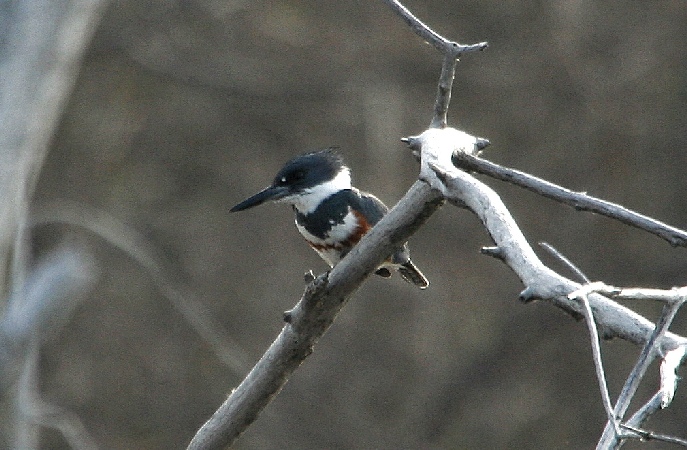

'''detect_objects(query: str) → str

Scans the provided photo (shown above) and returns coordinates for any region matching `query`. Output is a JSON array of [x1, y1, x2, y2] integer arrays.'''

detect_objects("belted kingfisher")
[[230, 148, 429, 288]]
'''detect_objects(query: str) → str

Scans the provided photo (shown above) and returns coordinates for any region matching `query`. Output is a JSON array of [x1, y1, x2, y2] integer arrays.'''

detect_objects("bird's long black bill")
[[230, 185, 289, 212]]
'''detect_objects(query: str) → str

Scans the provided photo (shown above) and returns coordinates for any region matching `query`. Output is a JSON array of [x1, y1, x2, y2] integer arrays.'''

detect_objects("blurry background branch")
[[0, 0, 107, 294], [0, 0, 108, 448], [32, 200, 251, 375]]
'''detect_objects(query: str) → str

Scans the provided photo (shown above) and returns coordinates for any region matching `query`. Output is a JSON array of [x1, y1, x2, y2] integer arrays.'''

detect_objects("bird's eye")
[[276, 170, 306, 186]]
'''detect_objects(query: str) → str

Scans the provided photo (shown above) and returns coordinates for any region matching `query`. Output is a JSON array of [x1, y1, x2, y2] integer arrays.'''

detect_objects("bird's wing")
[[350, 188, 388, 226]]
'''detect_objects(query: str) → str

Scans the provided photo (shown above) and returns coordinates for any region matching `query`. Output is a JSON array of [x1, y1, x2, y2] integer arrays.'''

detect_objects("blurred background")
[[8, 0, 687, 448]]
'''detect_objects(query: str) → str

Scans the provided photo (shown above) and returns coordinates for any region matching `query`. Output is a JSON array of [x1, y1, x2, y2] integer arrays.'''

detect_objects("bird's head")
[[230, 148, 352, 213]]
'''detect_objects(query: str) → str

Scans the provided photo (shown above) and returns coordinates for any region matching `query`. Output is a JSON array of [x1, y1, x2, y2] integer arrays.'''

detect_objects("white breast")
[[295, 208, 359, 267]]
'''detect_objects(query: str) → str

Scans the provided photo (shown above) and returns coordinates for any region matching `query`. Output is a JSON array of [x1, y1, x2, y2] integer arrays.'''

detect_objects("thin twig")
[[452, 152, 687, 248], [540, 243, 620, 433], [539, 242, 590, 283], [568, 286, 620, 437], [620, 423, 687, 447]]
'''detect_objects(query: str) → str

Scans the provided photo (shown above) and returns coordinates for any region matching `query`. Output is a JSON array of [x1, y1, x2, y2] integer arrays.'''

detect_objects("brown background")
[[26, 0, 687, 448]]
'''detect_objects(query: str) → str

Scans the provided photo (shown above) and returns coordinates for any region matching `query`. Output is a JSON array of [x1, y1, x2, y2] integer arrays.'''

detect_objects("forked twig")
[[381, 0, 487, 127]]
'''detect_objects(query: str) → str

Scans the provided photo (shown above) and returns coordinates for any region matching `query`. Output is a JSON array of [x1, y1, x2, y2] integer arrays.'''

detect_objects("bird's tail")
[[397, 260, 429, 289]]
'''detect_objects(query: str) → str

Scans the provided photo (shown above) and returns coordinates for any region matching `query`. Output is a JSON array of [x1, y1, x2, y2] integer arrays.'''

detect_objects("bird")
[[230, 148, 429, 289]]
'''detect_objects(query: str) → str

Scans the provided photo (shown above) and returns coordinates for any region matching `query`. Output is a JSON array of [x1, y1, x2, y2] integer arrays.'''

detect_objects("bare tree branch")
[[416, 128, 687, 352], [452, 152, 687, 247], [420, 133, 687, 448]]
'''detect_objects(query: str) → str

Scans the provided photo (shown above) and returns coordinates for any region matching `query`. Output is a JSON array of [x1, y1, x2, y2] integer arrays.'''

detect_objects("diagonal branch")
[[188, 2, 479, 448], [452, 152, 687, 247]]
